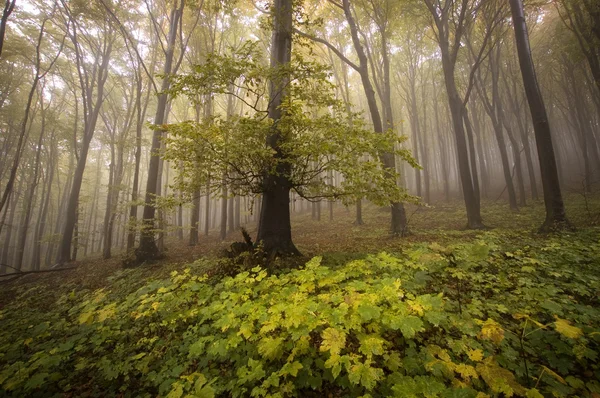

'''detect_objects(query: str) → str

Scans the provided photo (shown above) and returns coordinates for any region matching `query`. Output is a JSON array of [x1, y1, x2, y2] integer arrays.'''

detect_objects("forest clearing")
[[1, 0, 600, 396]]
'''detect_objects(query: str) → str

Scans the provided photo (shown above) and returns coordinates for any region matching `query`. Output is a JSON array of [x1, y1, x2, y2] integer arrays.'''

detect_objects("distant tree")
[[555, 0, 600, 96]]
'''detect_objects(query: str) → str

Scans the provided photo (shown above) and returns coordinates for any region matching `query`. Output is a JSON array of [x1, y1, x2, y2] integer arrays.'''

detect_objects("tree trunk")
[[256, 0, 299, 255], [0, 171, 22, 274], [136, 0, 184, 262], [509, 0, 570, 231], [342, 0, 408, 235], [32, 137, 55, 270], [189, 189, 200, 246]]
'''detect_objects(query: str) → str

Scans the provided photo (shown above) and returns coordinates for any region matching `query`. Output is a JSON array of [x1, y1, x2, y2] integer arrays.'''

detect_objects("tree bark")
[[57, 15, 113, 264], [509, 0, 570, 231], [256, 0, 299, 255], [136, 0, 184, 262], [0, 0, 16, 58]]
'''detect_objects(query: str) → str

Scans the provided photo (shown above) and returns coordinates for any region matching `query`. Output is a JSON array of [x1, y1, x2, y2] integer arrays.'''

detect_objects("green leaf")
[[358, 304, 381, 322], [400, 316, 424, 339]]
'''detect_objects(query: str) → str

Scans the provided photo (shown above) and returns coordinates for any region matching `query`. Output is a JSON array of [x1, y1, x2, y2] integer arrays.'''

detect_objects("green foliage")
[[163, 41, 419, 206], [1, 230, 599, 397]]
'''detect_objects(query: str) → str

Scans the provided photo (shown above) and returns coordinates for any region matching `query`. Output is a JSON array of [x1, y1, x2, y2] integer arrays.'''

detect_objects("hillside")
[[1, 197, 599, 397]]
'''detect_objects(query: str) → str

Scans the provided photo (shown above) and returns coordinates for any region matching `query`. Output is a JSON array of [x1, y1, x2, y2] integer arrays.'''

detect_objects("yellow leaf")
[[467, 349, 484, 362], [554, 317, 583, 339], [479, 319, 504, 345], [151, 302, 160, 311], [78, 311, 94, 324], [320, 327, 346, 356], [97, 303, 116, 322], [455, 363, 478, 381], [477, 357, 526, 396]]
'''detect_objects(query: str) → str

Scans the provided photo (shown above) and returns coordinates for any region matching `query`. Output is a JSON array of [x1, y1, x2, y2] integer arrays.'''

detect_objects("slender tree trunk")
[[0, 172, 22, 274], [463, 109, 481, 209], [58, 21, 113, 264], [189, 189, 201, 246], [15, 97, 47, 271], [220, 183, 227, 241], [136, 0, 184, 262], [32, 137, 55, 270], [509, 0, 570, 230], [0, 0, 16, 58]]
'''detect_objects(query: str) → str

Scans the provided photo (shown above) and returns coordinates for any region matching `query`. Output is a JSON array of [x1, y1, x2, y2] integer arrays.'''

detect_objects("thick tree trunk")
[[256, 0, 299, 255], [509, 0, 570, 231]]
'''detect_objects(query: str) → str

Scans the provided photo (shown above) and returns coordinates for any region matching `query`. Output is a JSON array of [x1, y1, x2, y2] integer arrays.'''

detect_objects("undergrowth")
[[1, 227, 599, 397]]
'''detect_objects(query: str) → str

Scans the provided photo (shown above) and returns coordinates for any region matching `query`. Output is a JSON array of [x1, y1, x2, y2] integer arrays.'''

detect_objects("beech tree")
[[509, 0, 570, 231]]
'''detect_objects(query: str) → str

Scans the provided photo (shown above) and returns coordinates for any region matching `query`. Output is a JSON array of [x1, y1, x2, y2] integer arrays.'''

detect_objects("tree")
[[509, 0, 570, 231], [421, 0, 491, 229], [164, 45, 417, 257], [0, 0, 15, 58], [56, 1, 115, 264]]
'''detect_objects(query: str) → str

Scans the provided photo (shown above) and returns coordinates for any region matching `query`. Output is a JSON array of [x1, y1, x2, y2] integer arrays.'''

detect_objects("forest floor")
[[1, 193, 599, 397], [2, 193, 598, 304]]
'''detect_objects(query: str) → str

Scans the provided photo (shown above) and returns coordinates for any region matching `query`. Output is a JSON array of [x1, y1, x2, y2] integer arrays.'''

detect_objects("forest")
[[0, 0, 599, 396]]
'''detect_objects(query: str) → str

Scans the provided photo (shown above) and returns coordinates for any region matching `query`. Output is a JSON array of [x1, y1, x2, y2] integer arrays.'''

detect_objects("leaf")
[[25, 372, 48, 390], [78, 311, 94, 324], [348, 362, 383, 390], [525, 388, 544, 398], [166, 382, 184, 398], [467, 349, 484, 362], [400, 316, 424, 339], [455, 363, 478, 381], [477, 357, 526, 396], [479, 319, 504, 345], [258, 337, 284, 360], [320, 327, 346, 356], [280, 361, 303, 377], [359, 335, 386, 357], [358, 304, 381, 322], [554, 317, 583, 339]]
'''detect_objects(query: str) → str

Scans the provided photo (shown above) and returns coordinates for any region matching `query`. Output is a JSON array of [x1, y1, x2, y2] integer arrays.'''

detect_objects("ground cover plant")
[[1, 196, 599, 397]]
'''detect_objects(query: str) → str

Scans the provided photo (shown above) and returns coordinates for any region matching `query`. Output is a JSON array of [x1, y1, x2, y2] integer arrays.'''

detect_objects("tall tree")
[[422, 0, 486, 229], [256, 0, 299, 255], [136, 0, 185, 262], [0, 0, 15, 58], [509, 0, 570, 230], [57, 2, 115, 264]]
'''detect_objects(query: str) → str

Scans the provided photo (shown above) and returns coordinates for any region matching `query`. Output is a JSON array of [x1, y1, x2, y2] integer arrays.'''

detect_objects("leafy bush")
[[1, 231, 599, 397]]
